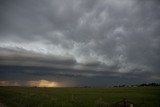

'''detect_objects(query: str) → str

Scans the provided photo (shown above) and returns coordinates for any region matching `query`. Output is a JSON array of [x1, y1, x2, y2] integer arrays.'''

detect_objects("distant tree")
[[139, 83, 160, 87]]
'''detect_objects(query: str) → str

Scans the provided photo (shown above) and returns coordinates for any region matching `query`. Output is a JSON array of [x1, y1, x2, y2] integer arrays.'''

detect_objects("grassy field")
[[0, 86, 160, 107]]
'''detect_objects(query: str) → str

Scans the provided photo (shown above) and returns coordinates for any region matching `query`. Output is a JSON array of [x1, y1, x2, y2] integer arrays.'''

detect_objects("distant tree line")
[[113, 83, 160, 87], [77, 83, 160, 88], [138, 83, 160, 87]]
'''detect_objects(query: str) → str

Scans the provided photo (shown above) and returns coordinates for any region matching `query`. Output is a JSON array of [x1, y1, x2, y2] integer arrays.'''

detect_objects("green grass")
[[0, 86, 160, 107]]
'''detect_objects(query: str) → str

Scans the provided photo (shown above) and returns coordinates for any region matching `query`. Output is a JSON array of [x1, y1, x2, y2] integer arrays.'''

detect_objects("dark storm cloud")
[[0, 0, 160, 86]]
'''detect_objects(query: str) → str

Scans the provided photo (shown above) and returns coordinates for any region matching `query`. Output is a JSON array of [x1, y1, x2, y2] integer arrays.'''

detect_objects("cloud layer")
[[0, 0, 160, 86]]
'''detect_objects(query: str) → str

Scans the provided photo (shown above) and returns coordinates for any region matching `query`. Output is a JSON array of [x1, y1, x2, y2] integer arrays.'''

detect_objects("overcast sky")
[[0, 0, 160, 87]]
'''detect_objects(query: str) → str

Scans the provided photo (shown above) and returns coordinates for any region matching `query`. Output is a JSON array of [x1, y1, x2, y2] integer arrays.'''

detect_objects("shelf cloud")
[[0, 0, 160, 86]]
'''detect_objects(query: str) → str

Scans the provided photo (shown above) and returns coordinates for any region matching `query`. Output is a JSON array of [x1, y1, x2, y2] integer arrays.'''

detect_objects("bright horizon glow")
[[28, 80, 59, 87], [0, 80, 59, 87]]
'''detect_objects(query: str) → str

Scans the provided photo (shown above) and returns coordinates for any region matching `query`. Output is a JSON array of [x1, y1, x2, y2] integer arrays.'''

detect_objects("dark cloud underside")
[[0, 0, 160, 86]]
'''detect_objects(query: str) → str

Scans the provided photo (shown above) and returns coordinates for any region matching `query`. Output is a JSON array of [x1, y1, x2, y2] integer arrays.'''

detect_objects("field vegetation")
[[0, 86, 160, 107]]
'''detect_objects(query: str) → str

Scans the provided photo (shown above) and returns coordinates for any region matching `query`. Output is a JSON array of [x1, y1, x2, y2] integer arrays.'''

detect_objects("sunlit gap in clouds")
[[0, 80, 63, 87], [28, 80, 58, 87]]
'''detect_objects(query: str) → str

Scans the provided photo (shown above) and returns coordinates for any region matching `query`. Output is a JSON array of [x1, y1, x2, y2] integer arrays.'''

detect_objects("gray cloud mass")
[[0, 0, 160, 86]]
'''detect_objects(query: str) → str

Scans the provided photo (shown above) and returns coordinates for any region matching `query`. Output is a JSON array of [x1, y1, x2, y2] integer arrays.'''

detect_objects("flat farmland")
[[0, 86, 159, 107]]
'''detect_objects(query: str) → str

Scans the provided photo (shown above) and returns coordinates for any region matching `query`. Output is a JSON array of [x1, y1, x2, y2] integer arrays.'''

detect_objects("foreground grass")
[[0, 86, 160, 107]]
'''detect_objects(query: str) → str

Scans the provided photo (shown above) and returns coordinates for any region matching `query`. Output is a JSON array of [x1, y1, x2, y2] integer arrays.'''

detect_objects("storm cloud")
[[0, 0, 160, 86]]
